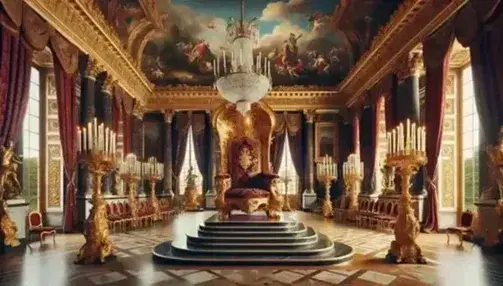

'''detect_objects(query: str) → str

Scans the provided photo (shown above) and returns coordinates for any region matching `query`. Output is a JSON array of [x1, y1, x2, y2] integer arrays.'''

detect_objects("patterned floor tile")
[[88, 272, 128, 285], [129, 246, 153, 255], [330, 269, 360, 276], [290, 269, 319, 275], [126, 270, 174, 284], [357, 271, 396, 285], [168, 269, 200, 277], [270, 270, 305, 284], [312, 271, 348, 284], [182, 271, 219, 284]]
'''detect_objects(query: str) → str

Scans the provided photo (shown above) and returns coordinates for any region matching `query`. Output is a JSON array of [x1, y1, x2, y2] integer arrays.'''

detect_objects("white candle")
[[83, 128, 87, 152], [406, 119, 410, 151], [77, 128, 82, 152], [411, 122, 416, 151], [223, 50, 226, 74], [217, 56, 220, 76]]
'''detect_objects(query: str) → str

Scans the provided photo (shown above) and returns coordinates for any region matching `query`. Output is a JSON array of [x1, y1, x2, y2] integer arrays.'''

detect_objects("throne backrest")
[[228, 136, 261, 187]]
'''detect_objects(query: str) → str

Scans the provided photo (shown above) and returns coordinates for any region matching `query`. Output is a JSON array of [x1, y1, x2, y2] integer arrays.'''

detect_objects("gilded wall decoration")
[[441, 157, 455, 208], [445, 98, 455, 115], [48, 159, 61, 208], [47, 118, 59, 133], [443, 118, 455, 133], [446, 75, 455, 95], [47, 99, 58, 115]]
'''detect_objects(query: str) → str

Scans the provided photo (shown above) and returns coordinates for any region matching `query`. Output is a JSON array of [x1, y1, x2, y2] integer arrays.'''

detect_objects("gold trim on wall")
[[24, 0, 152, 103], [314, 122, 338, 163], [344, 0, 468, 107]]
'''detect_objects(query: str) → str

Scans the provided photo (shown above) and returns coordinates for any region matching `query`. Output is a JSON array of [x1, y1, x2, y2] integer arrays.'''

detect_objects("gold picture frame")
[[315, 122, 338, 162]]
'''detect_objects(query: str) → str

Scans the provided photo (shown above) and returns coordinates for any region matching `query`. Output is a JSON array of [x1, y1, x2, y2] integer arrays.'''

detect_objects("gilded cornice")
[[342, 0, 469, 107], [85, 57, 103, 79], [148, 87, 342, 111], [24, 0, 153, 104], [102, 75, 117, 94], [395, 50, 424, 81], [450, 48, 470, 68]]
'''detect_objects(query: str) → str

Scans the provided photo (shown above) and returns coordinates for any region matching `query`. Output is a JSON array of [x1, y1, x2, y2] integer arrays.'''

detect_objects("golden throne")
[[213, 102, 283, 220]]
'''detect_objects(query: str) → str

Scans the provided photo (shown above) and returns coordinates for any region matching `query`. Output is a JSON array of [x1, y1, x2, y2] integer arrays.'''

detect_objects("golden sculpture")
[[75, 153, 116, 264], [184, 167, 200, 211], [121, 174, 140, 228], [212, 102, 283, 219], [318, 173, 335, 218], [385, 152, 427, 264], [344, 173, 363, 214], [146, 175, 161, 221], [0, 141, 21, 247], [381, 165, 396, 195]]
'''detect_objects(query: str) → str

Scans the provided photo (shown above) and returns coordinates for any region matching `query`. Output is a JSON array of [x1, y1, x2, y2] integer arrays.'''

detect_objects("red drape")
[[0, 20, 33, 146], [52, 50, 78, 232], [423, 21, 455, 232], [352, 111, 360, 155], [112, 89, 122, 134], [121, 94, 134, 155]]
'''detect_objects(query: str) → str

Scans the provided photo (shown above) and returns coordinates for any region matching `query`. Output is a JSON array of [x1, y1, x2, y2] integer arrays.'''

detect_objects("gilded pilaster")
[[303, 109, 315, 194]]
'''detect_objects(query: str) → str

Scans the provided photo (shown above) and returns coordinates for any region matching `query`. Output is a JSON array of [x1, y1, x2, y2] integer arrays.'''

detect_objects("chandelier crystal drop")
[[213, 0, 272, 114]]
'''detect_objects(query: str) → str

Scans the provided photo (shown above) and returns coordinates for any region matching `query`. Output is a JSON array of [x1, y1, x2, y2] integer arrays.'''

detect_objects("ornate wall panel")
[[439, 73, 457, 210], [45, 73, 63, 210]]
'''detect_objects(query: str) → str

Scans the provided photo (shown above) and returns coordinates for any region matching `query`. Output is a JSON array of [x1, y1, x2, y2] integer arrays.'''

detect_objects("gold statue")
[[0, 141, 23, 200], [381, 165, 396, 196], [0, 141, 21, 247], [184, 166, 200, 211]]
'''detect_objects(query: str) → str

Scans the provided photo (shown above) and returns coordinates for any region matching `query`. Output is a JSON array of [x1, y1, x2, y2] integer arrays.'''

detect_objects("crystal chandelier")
[[213, 0, 272, 114]]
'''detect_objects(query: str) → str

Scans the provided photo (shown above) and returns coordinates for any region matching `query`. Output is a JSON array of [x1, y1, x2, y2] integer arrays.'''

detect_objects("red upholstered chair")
[[447, 211, 475, 247], [28, 211, 56, 245]]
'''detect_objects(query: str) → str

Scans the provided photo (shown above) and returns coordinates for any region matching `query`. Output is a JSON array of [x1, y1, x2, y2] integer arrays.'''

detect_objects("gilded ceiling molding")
[[139, 0, 165, 30], [126, 19, 155, 56], [23, 0, 153, 103], [136, 29, 158, 66], [148, 88, 342, 111], [450, 49, 470, 68], [342, 0, 469, 107]]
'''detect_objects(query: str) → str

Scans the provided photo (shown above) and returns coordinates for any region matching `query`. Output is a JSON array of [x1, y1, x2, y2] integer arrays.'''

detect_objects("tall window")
[[179, 125, 203, 194], [22, 67, 41, 210], [277, 135, 300, 195], [461, 66, 480, 210]]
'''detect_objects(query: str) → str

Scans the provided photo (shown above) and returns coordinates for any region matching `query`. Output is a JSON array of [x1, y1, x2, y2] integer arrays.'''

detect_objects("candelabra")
[[316, 155, 337, 218], [343, 154, 363, 213], [281, 176, 293, 211], [118, 153, 142, 228], [143, 157, 164, 221], [75, 118, 117, 264], [385, 119, 427, 264]]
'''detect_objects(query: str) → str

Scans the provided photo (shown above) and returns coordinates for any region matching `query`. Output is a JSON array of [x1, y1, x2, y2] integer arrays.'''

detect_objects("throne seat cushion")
[[225, 188, 270, 199]]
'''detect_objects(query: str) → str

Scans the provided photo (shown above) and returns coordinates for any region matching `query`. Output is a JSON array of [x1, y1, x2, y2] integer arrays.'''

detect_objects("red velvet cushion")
[[225, 188, 270, 199]]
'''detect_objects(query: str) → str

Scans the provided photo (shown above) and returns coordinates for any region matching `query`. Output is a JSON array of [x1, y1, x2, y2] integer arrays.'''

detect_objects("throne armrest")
[[247, 173, 279, 192]]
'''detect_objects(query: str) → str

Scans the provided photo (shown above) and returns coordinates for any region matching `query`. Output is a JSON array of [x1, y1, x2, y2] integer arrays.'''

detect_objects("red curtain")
[[422, 20, 455, 232], [112, 89, 122, 133], [121, 95, 134, 155], [352, 111, 360, 155], [52, 50, 78, 232], [0, 20, 33, 146]]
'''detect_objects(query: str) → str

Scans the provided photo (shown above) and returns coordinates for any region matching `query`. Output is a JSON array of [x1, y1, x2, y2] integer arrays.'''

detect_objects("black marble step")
[[153, 241, 354, 266], [199, 222, 298, 232], [174, 233, 334, 256], [197, 223, 308, 237], [204, 215, 295, 227], [187, 227, 318, 244]]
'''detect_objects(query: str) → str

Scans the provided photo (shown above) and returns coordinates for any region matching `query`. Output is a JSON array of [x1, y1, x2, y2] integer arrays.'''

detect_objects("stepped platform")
[[152, 214, 354, 265]]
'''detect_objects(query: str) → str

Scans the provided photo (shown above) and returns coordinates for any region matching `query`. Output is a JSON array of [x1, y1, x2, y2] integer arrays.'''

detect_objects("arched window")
[[178, 125, 203, 194], [461, 66, 479, 210], [277, 135, 300, 195], [22, 67, 41, 210]]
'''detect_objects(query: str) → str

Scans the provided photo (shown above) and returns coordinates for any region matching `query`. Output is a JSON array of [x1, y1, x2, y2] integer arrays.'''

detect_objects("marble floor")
[[0, 211, 501, 286]]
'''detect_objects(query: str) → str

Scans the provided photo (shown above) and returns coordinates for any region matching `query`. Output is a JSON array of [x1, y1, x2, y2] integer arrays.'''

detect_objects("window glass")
[[178, 125, 203, 194], [277, 134, 300, 195], [461, 66, 479, 211], [22, 67, 41, 211]]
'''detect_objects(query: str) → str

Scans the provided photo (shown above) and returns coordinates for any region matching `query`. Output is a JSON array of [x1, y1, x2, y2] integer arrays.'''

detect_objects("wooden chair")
[[27, 211, 56, 245], [447, 211, 475, 247]]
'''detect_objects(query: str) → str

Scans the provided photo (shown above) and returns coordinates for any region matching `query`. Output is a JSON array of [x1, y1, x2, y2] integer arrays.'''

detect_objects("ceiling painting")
[[140, 0, 351, 87]]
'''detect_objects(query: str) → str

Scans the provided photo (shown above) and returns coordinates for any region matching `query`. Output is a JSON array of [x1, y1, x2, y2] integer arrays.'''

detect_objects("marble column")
[[352, 109, 361, 156], [132, 105, 145, 194], [77, 58, 100, 229], [395, 50, 425, 196], [163, 110, 174, 196], [302, 110, 317, 210], [100, 75, 116, 196]]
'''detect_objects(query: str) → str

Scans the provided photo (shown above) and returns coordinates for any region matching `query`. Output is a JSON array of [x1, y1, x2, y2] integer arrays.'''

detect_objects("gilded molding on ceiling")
[[23, 0, 153, 103], [148, 88, 342, 111], [342, 0, 469, 107]]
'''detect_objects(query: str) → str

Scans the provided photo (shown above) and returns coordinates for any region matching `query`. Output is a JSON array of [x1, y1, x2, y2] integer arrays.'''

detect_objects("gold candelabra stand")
[[75, 152, 116, 264], [317, 173, 336, 218], [344, 172, 363, 214], [385, 151, 427, 264], [146, 175, 161, 221], [282, 177, 293, 212], [120, 173, 140, 227]]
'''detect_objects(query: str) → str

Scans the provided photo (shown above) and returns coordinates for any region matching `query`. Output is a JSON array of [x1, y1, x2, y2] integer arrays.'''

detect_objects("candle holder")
[[343, 154, 364, 214], [281, 176, 293, 212], [75, 152, 116, 264], [316, 155, 337, 218], [385, 119, 427, 264], [118, 154, 143, 228], [146, 175, 161, 221]]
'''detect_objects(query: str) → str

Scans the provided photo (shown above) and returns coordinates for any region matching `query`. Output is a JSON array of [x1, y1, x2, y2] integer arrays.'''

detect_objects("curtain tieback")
[[427, 176, 437, 190]]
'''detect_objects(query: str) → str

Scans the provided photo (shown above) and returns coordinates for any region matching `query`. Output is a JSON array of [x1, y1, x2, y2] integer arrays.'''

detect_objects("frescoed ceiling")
[[96, 0, 402, 87]]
